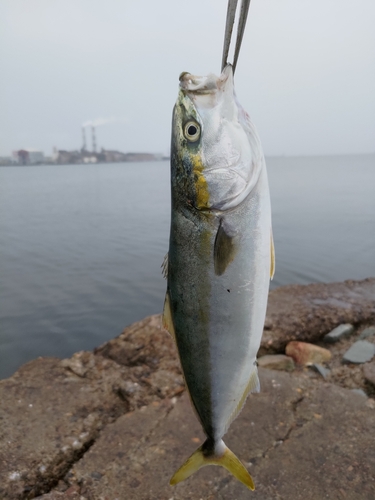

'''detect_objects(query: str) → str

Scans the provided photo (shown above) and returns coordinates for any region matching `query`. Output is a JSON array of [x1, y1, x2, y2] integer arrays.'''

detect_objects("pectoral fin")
[[170, 439, 254, 491], [162, 291, 176, 341], [270, 229, 275, 280], [214, 220, 236, 276]]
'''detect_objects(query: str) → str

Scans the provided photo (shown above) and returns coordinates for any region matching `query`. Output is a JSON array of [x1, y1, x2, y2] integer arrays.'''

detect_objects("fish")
[[162, 64, 275, 491]]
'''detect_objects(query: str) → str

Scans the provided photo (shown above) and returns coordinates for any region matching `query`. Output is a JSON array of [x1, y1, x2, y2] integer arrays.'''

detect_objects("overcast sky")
[[1, 0, 374, 157]]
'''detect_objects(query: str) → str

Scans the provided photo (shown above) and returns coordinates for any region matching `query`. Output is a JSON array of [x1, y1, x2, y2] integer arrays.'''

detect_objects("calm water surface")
[[1, 156, 374, 378]]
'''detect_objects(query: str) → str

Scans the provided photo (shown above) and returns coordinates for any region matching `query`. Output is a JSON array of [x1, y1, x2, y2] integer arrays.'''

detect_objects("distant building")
[[28, 150, 45, 164], [0, 156, 14, 166], [13, 150, 29, 164], [83, 155, 98, 164], [55, 150, 82, 164], [25, 141, 163, 165], [11, 149, 45, 165], [100, 149, 128, 163], [123, 152, 157, 162]]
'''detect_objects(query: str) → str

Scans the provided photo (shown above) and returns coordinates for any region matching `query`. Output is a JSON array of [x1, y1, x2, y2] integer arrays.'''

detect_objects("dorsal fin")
[[214, 220, 236, 276], [161, 252, 168, 279]]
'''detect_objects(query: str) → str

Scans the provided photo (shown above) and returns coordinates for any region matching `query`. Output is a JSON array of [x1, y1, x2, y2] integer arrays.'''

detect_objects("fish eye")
[[184, 121, 200, 142]]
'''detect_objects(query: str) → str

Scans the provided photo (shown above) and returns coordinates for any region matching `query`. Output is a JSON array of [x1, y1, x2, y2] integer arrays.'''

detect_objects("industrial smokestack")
[[91, 126, 97, 153], [81, 126, 87, 151]]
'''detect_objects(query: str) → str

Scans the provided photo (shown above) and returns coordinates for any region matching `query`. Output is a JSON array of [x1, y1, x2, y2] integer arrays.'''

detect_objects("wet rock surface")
[[1, 279, 375, 499]]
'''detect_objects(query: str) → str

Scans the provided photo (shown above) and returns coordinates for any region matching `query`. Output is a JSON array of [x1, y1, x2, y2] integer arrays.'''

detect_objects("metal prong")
[[221, 0, 251, 74], [221, 0, 238, 72], [232, 0, 251, 73]]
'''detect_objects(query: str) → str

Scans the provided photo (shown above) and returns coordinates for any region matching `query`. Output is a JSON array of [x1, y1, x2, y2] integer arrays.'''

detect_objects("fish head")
[[172, 65, 261, 212]]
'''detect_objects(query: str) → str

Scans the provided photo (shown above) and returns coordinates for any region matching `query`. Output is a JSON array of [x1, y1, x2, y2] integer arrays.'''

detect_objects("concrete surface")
[[35, 371, 375, 500]]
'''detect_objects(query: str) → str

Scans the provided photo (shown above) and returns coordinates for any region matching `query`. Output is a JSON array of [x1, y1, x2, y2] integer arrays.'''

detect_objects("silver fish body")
[[164, 65, 274, 490]]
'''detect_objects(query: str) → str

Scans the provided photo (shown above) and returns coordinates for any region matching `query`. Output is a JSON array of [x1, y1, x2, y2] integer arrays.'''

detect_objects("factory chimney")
[[91, 126, 97, 153], [81, 127, 87, 152]]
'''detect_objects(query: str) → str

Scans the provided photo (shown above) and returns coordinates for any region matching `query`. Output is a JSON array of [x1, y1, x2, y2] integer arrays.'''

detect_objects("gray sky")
[[1, 0, 374, 157]]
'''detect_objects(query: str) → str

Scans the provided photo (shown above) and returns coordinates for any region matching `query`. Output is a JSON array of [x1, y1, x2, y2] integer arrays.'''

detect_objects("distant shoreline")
[[0, 158, 170, 167]]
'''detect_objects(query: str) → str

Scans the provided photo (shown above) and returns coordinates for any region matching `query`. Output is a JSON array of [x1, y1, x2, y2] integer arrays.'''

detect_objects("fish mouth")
[[179, 65, 233, 95]]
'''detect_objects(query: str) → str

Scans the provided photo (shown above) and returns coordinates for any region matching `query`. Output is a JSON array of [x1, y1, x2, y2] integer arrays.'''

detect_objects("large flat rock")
[[2, 280, 375, 499], [0, 356, 127, 499], [0, 316, 183, 500], [36, 369, 375, 500]]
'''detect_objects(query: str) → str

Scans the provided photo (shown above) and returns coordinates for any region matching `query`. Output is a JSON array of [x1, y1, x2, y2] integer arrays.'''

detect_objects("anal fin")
[[162, 291, 176, 342], [270, 229, 275, 280], [224, 366, 260, 433]]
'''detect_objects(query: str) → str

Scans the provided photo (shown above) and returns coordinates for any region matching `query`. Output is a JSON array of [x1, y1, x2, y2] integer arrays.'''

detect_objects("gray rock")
[[323, 323, 354, 343], [311, 363, 331, 379], [350, 388, 368, 397], [257, 354, 295, 371], [342, 340, 375, 364], [359, 326, 375, 340]]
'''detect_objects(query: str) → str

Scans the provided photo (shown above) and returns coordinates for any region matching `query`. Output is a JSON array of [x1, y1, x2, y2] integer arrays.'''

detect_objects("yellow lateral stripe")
[[191, 154, 209, 209]]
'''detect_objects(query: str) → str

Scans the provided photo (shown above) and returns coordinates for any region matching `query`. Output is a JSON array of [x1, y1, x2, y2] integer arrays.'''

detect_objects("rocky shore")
[[1, 278, 375, 500]]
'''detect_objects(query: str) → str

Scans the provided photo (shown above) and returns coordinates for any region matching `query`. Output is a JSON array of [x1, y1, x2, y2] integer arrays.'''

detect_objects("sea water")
[[0, 155, 374, 378]]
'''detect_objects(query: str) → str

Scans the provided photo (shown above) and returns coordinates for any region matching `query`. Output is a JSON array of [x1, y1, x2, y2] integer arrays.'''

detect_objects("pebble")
[[342, 340, 375, 364], [350, 388, 367, 398], [8, 472, 21, 481], [257, 354, 295, 372], [359, 326, 375, 340], [311, 363, 331, 379], [285, 341, 332, 366], [323, 324, 354, 343], [264, 317, 273, 330], [363, 363, 375, 386]]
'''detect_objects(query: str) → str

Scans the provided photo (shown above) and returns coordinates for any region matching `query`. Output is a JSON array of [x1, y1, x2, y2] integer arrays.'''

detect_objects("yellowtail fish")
[[162, 64, 275, 491]]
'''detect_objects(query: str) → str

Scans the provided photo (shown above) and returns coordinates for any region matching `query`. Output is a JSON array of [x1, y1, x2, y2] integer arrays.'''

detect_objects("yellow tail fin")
[[170, 439, 254, 491]]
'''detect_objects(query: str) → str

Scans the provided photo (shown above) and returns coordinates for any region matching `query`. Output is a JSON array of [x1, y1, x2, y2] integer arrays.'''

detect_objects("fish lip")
[[221, 63, 234, 78], [179, 65, 233, 95]]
